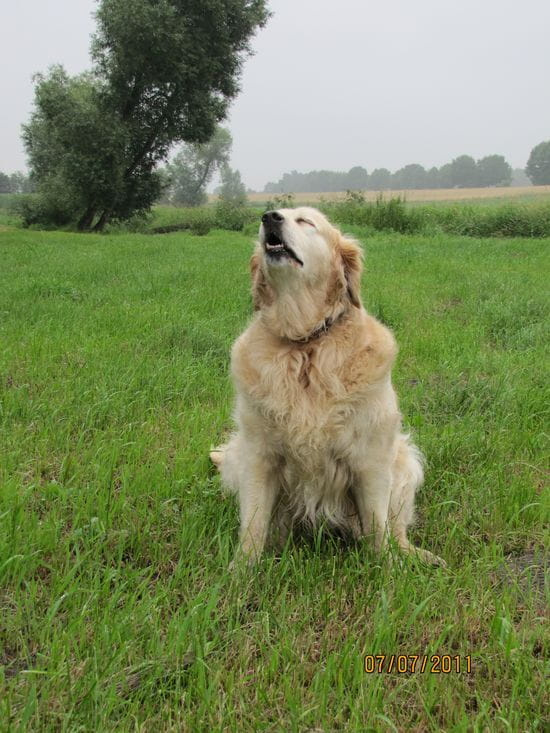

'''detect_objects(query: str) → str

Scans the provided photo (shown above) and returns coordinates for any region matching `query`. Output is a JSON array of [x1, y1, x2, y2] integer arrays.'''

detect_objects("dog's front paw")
[[411, 546, 447, 568], [228, 544, 262, 572]]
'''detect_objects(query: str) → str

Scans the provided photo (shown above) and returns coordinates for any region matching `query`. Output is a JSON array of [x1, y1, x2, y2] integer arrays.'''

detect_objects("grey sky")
[[2, 0, 549, 190]]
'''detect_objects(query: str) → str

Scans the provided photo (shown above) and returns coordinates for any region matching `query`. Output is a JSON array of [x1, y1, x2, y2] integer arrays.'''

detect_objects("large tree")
[[23, 67, 132, 229], [437, 163, 453, 188], [368, 168, 391, 191], [476, 154, 512, 187], [24, 0, 270, 230], [425, 167, 440, 189], [217, 164, 247, 205], [346, 166, 369, 190], [450, 155, 478, 188], [393, 163, 427, 189], [526, 140, 550, 185], [168, 126, 232, 206]]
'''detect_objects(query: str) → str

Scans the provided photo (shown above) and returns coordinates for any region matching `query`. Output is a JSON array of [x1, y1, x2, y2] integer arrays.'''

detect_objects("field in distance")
[[237, 184, 550, 205]]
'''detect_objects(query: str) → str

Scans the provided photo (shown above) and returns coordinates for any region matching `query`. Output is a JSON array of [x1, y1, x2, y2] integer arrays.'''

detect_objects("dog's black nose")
[[262, 210, 284, 225]]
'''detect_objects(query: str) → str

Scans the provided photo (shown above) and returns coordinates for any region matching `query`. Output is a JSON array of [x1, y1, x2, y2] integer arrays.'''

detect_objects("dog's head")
[[251, 207, 363, 314]]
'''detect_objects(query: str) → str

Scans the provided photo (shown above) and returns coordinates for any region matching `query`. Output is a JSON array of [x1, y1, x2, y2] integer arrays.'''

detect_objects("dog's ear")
[[250, 252, 273, 310], [338, 235, 363, 308]]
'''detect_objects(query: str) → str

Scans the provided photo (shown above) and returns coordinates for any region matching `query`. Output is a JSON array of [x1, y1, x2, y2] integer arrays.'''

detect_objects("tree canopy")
[[393, 163, 427, 190], [526, 141, 550, 185], [368, 168, 392, 190], [449, 155, 478, 188], [476, 155, 512, 187]]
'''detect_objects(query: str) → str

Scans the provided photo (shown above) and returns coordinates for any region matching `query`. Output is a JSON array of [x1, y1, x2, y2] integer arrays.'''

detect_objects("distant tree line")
[[0, 171, 34, 194], [263, 145, 550, 192]]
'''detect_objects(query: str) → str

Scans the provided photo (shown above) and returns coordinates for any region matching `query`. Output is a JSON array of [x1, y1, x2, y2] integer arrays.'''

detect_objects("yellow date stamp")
[[364, 654, 472, 674]]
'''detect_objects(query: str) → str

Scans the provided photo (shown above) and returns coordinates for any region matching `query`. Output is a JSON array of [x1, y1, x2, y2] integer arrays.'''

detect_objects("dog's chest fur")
[[247, 345, 379, 528], [232, 316, 398, 506]]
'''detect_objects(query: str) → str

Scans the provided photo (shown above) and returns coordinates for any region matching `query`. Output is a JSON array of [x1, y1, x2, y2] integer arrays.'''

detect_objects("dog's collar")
[[289, 310, 346, 344]]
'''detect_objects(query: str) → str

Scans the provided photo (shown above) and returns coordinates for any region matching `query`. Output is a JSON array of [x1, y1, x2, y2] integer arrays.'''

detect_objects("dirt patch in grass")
[[1, 647, 38, 679], [496, 549, 548, 595]]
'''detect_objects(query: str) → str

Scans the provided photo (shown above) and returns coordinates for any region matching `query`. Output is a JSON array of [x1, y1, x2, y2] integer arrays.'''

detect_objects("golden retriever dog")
[[211, 207, 444, 567]]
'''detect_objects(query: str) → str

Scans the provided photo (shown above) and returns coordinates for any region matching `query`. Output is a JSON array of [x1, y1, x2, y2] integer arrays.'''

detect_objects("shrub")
[[214, 201, 255, 231], [14, 192, 74, 229], [190, 217, 212, 236], [322, 193, 423, 233]]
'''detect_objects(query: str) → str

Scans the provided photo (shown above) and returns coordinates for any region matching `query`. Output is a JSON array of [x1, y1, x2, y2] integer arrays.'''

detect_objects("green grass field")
[[1, 223, 548, 730]]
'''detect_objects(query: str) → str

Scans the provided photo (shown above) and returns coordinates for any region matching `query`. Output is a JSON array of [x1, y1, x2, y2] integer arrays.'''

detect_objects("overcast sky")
[[2, 0, 549, 190]]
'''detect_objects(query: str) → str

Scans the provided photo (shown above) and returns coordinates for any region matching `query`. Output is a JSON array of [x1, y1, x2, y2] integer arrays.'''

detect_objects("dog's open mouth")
[[264, 232, 303, 266]]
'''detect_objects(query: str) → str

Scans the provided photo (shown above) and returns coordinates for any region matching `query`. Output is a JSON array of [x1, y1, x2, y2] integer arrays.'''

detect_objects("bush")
[[190, 217, 212, 236], [14, 192, 74, 229], [214, 201, 256, 231], [322, 193, 423, 233]]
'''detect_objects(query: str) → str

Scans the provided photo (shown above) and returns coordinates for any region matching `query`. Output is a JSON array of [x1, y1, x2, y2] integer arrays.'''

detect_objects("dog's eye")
[[296, 218, 315, 227]]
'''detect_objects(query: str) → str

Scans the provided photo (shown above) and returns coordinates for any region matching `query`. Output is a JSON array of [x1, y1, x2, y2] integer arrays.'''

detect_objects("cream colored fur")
[[211, 207, 444, 567]]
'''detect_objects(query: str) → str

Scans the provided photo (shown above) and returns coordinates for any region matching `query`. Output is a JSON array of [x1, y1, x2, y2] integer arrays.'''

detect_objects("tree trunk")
[[121, 75, 145, 121], [194, 160, 215, 196], [123, 122, 166, 180], [122, 87, 179, 180], [93, 209, 111, 232], [78, 206, 96, 231]]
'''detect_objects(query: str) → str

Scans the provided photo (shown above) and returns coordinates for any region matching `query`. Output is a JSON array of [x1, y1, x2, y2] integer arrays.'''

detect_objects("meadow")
[[138, 188, 550, 239], [0, 216, 548, 730]]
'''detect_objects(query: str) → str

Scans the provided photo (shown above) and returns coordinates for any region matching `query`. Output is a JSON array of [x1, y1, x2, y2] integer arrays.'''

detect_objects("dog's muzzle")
[[261, 211, 303, 266]]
